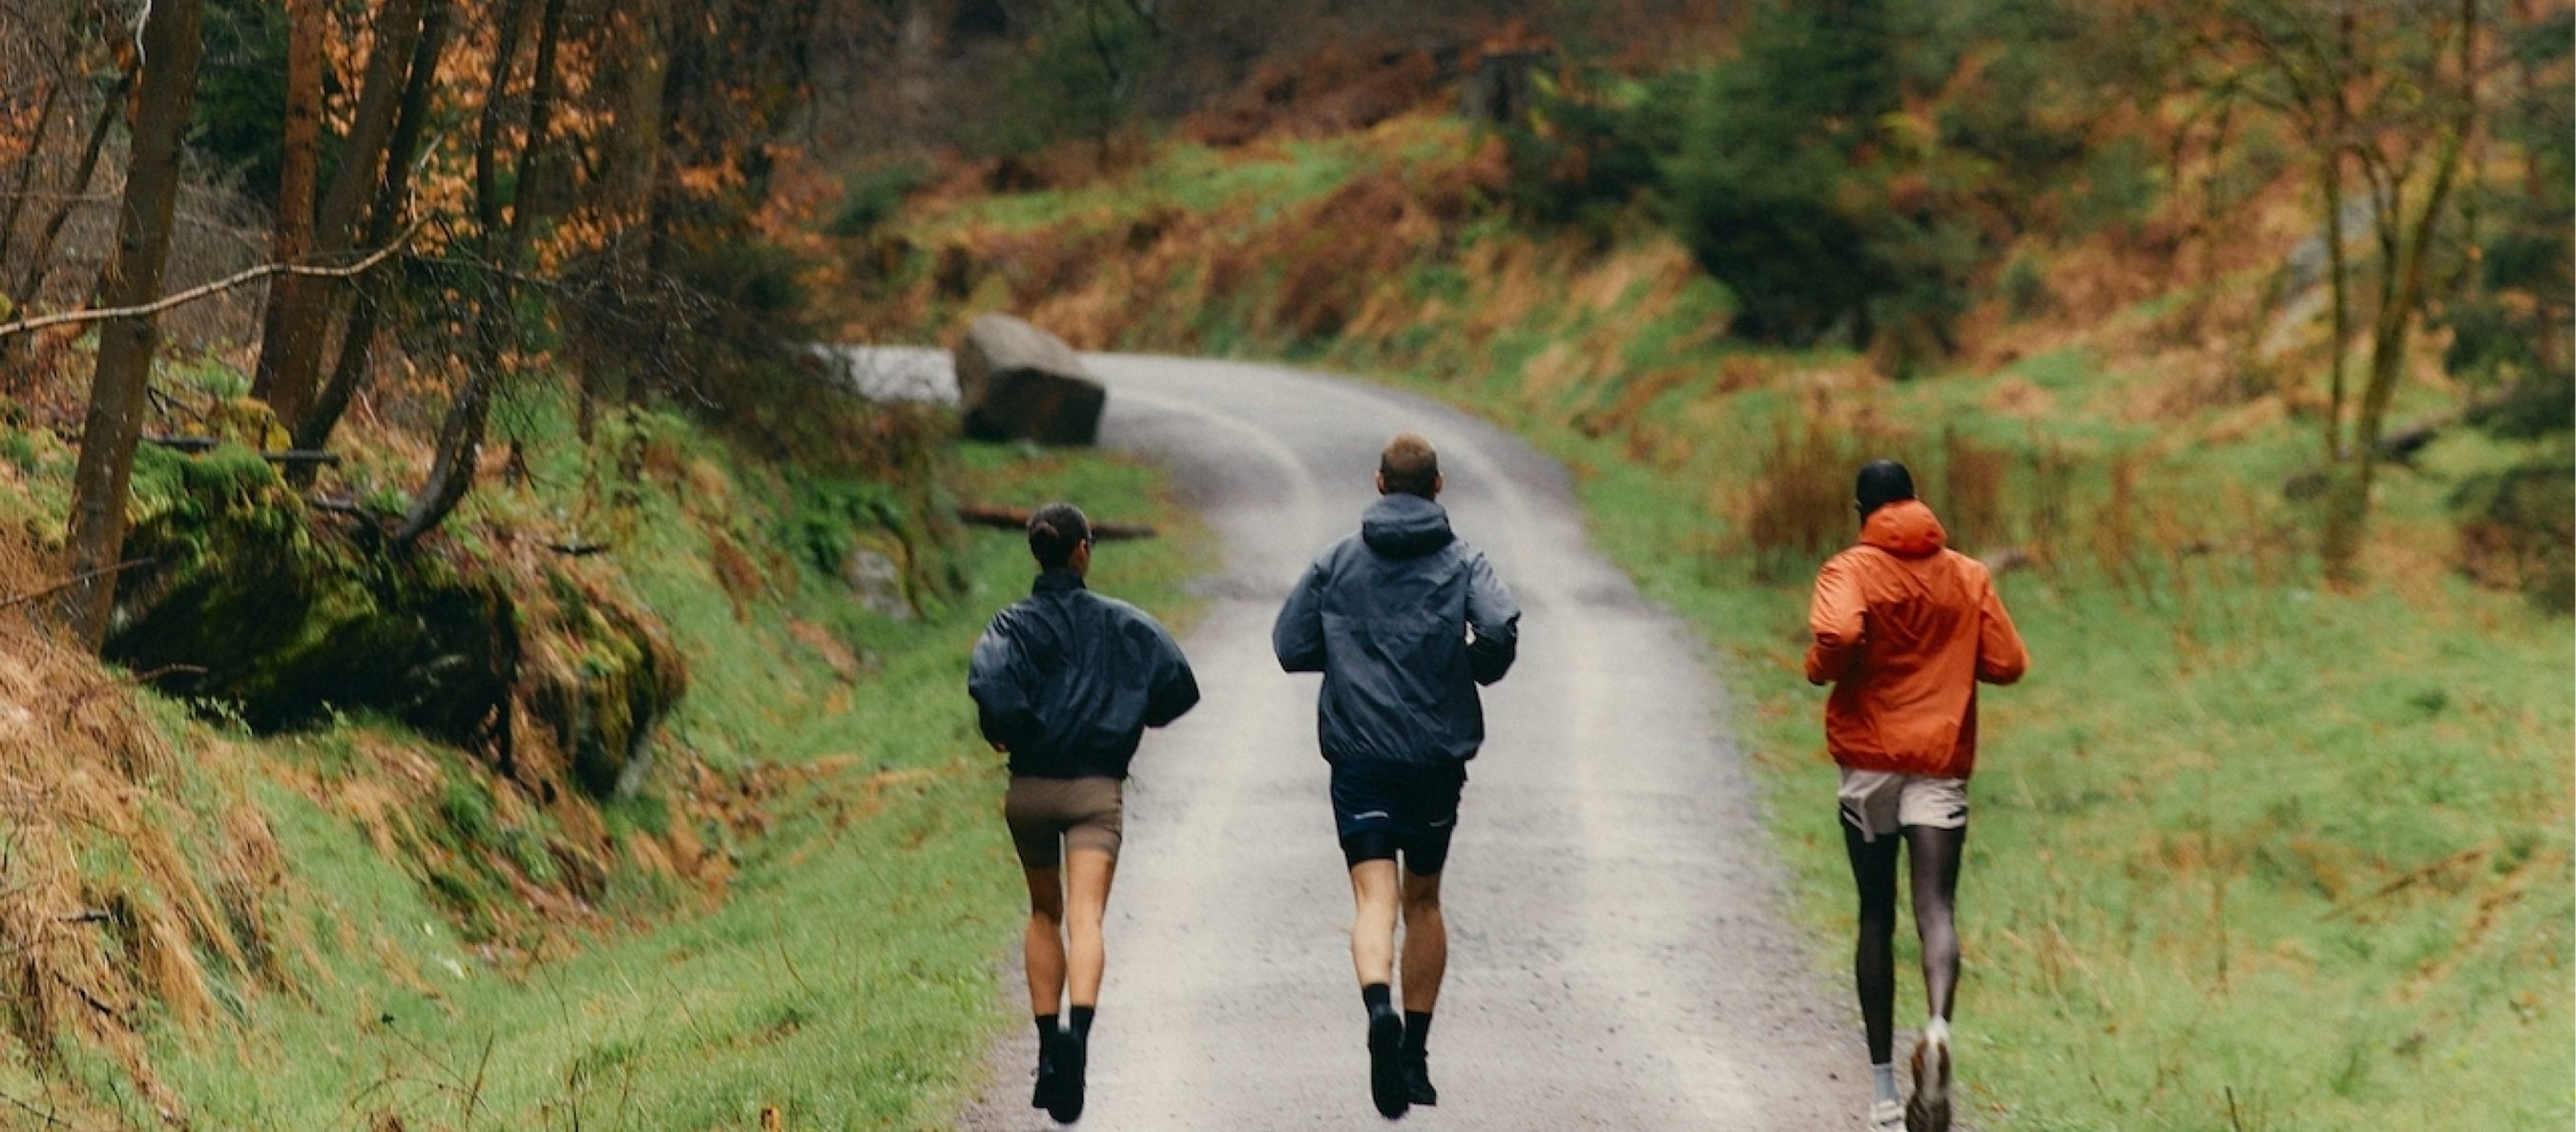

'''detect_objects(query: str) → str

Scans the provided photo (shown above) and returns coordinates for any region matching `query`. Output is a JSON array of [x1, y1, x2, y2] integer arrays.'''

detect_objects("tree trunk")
[[395, 0, 567, 547], [575, 0, 671, 436], [57, 0, 205, 648], [0, 77, 65, 273], [293, 0, 453, 470], [252, 0, 427, 436], [2321, 0, 2354, 463], [248, 0, 325, 421]]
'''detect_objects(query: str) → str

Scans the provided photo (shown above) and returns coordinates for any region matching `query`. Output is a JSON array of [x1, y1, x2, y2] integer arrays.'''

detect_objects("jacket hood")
[[1361, 493, 1456, 559], [1861, 499, 1947, 558]]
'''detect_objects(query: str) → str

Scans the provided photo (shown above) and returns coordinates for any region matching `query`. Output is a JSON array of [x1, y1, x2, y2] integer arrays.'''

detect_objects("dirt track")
[[940, 353, 1859, 1130]]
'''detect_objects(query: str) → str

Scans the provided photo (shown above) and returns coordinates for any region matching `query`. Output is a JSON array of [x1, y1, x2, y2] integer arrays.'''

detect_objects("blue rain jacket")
[[969, 570, 1199, 779], [1273, 493, 1520, 765]]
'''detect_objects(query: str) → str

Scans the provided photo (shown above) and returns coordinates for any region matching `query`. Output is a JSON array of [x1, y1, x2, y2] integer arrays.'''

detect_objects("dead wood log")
[[958, 503, 1156, 541]]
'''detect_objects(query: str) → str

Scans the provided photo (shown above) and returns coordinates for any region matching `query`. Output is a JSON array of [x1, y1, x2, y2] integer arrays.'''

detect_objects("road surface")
[[891, 350, 1860, 1130]]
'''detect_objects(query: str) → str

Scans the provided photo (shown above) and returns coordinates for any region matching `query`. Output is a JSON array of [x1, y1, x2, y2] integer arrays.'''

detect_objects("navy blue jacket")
[[1272, 493, 1521, 766], [969, 570, 1199, 779]]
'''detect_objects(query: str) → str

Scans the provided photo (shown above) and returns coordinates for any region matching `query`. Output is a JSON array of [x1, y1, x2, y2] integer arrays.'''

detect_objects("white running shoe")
[[1907, 1020, 1953, 1132], [1868, 1098, 1905, 1129]]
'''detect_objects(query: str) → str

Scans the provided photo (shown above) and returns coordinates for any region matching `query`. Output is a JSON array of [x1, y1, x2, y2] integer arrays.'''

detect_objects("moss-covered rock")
[[105, 443, 520, 747], [519, 568, 688, 799]]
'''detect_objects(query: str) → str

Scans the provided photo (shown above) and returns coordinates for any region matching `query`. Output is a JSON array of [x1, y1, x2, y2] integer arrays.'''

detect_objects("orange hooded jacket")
[[1805, 499, 2028, 779]]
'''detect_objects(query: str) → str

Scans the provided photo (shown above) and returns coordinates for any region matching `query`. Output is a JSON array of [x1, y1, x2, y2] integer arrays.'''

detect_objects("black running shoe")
[[1048, 1026, 1088, 1123], [1403, 1058, 1438, 1107], [1367, 1006, 1409, 1120], [1030, 1031, 1062, 1112]]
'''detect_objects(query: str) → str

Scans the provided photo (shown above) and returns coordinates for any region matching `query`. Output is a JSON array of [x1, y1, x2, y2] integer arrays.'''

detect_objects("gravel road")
[[929, 352, 1861, 1131]]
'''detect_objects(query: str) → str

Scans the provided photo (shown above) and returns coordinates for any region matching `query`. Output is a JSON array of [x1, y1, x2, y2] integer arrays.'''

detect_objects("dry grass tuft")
[[0, 543, 287, 1108]]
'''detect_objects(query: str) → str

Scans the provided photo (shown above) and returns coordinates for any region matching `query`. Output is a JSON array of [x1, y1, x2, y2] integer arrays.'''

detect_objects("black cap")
[[1855, 460, 1916, 518]]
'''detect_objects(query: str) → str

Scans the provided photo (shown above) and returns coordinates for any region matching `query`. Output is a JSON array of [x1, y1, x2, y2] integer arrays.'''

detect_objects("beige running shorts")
[[1837, 768, 1969, 841], [1004, 775, 1125, 868]]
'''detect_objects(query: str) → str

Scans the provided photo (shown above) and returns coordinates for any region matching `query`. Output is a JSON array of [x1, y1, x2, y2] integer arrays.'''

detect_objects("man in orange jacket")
[[1806, 460, 2027, 1132]]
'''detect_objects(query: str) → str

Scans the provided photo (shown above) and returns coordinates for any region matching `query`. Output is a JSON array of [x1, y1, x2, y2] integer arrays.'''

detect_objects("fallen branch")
[[60, 664, 207, 719], [56, 976, 117, 1022], [2323, 842, 2491, 920], [0, 219, 423, 340], [545, 540, 611, 557], [141, 435, 341, 464], [0, 559, 153, 611], [0, 1087, 83, 1130], [958, 503, 1156, 541]]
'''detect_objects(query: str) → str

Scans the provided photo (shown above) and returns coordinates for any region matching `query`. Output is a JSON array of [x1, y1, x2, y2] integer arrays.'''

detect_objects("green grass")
[[115, 422, 1209, 1129]]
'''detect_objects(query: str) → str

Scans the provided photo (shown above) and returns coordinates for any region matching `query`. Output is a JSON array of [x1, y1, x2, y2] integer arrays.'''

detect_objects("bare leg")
[[1348, 859, 1400, 988], [1842, 820, 1902, 1064], [1399, 868, 1446, 1014], [1022, 864, 1067, 1017], [1064, 848, 1118, 1008], [1903, 824, 1966, 1023]]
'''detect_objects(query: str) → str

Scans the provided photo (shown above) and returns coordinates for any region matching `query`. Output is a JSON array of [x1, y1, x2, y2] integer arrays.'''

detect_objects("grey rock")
[[843, 546, 914, 622], [954, 313, 1106, 445]]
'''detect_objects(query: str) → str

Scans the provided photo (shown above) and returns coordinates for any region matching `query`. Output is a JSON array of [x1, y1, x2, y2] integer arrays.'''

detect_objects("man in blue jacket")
[[1273, 433, 1520, 1120], [969, 502, 1200, 1124]]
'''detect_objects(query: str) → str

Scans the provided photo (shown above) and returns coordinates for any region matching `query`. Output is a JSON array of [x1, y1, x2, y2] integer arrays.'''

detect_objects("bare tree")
[[58, 0, 206, 648], [395, 0, 569, 546], [294, 0, 454, 467], [248, 0, 428, 430], [2206, 0, 2488, 580], [245, 0, 325, 421]]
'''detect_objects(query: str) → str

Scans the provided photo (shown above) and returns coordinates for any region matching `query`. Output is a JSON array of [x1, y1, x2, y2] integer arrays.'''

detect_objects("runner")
[[968, 502, 1201, 1125], [1805, 461, 2028, 1132], [1273, 433, 1521, 1121]]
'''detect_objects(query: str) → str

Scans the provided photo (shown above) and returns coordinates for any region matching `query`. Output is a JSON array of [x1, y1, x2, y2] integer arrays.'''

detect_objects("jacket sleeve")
[[1464, 550, 1520, 686], [1974, 568, 2029, 686], [1272, 558, 1329, 673], [1141, 616, 1201, 728], [1804, 553, 1867, 687], [967, 613, 1039, 750]]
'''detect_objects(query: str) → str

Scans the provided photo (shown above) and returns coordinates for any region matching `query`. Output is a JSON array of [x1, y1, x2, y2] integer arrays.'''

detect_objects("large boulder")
[[954, 314, 1106, 445]]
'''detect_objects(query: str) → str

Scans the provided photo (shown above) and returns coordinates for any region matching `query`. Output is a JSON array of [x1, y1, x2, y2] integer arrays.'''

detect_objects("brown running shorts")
[[1004, 775, 1125, 869]]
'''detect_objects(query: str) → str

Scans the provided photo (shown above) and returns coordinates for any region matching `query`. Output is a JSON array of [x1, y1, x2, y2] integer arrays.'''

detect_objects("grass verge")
[[99, 425, 1209, 1130]]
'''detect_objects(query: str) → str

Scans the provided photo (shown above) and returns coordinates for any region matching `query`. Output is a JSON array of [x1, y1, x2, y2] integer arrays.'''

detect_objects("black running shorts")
[[1329, 759, 1467, 875]]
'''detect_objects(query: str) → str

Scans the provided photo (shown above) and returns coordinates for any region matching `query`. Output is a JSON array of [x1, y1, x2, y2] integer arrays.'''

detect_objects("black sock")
[[1361, 982, 1393, 1014], [1035, 1013, 1058, 1045], [1402, 1011, 1432, 1059], [1069, 1005, 1096, 1039]]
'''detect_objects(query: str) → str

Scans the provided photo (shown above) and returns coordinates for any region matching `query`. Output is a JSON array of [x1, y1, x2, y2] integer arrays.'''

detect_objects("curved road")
[[904, 352, 1858, 1130]]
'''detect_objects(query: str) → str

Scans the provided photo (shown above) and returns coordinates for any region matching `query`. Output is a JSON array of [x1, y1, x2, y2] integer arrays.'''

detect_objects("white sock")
[[1923, 1018, 1951, 1047], [1870, 1062, 1899, 1103]]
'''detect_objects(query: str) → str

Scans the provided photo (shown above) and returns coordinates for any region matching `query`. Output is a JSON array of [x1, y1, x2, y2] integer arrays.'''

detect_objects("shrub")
[[1663, 0, 1901, 345], [1744, 417, 1870, 581], [2452, 455, 2575, 613], [827, 161, 932, 239], [1497, 70, 1688, 235], [968, 1, 1162, 160]]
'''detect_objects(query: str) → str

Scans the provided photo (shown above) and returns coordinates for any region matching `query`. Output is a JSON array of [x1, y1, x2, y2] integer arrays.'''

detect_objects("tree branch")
[[0, 222, 421, 340]]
